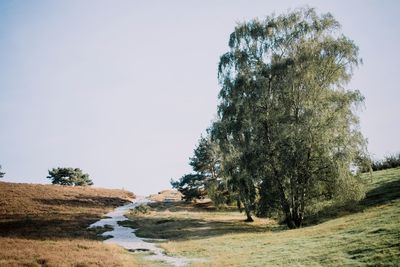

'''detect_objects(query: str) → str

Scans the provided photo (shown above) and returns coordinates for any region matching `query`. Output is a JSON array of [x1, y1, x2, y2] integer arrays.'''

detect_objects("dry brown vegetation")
[[0, 181, 141, 266]]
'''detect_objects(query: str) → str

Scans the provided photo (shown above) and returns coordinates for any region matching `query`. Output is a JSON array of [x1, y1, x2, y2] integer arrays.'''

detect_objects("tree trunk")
[[285, 209, 303, 229], [244, 208, 254, 222], [236, 199, 243, 213], [243, 201, 254, 222], [286, 217, 297, 229]]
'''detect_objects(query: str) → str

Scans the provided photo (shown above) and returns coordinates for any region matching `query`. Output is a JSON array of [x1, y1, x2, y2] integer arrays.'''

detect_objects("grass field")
[[0, 182, 140, 267], [126, 168, 400, 266], [1, 168, 398, 266]]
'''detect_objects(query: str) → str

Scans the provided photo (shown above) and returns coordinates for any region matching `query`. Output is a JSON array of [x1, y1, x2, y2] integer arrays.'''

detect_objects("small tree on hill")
[[0, 165, 5, 178], [47, 167, 93, 186]]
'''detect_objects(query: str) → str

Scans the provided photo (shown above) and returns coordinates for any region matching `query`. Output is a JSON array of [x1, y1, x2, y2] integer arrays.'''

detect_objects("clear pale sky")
[[1, 1, 399, 195]]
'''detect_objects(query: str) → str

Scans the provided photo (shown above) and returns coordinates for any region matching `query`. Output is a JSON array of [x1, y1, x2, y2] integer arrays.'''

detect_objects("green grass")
[[125, 168, 400, 266], [123, 199, 280, 242]]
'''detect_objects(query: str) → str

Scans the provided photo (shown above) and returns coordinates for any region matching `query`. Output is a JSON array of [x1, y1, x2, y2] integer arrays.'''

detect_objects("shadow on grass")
[[0, 195, 129, 240], [304, 176, 400, 226], [361, 179, 400, 206], [121, 199, 280, 242], [146, 201, 238, 213], [0, 213, 112, 240], [119, 216, 271, 241], [33, 195, 128, 208]]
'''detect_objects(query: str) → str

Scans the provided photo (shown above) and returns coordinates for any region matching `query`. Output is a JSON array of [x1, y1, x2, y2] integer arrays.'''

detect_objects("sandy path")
[[89, 198, 192, 266]]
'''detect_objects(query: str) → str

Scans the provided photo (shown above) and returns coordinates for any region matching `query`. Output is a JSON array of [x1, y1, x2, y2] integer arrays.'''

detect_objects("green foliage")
[[172, 135, 236, 204], [129, 204, 150, 215], [211, 7, 367, 227], [190, 136, 220, 179], [170, 173, 207, 201], [47, 167, 93, 186], [371, 153, 400, 171], [0, 165, 4, 178]]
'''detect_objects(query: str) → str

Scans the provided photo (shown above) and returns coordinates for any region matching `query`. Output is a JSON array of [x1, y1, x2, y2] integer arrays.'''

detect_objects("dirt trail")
[[89, 198, 195, 266]]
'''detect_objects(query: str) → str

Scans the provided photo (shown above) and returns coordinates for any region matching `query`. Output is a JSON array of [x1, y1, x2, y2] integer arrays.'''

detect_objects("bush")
[[129, 204, 150, 215], [370, 153, 400, 171]]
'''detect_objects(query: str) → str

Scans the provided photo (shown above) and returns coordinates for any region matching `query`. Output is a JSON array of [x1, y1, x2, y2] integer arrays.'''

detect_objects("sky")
[[0, 0, 399, 196]]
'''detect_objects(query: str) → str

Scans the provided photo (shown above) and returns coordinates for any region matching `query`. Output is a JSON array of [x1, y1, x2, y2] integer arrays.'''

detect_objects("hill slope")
[[126, 168, 400, 266], [0, 182, 139, 266]]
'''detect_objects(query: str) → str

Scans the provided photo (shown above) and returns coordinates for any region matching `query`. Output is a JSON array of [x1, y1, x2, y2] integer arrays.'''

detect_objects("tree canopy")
[[47, 167, 93, 186], [170, 173, 207, 201], [206, 7, 367, 227], [171, 135, 222, 202]]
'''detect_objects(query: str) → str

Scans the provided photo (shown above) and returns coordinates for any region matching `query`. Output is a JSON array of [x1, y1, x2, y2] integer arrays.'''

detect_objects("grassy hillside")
[[0, 182, 139, 267], [126, 168, 400, 266]]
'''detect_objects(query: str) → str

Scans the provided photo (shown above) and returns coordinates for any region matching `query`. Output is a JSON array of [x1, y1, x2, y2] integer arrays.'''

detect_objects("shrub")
[[370, 153, 400, 171]]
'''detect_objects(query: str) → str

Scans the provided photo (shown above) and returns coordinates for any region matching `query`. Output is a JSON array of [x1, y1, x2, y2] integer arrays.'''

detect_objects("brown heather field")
[[0, 181, 141, 267]]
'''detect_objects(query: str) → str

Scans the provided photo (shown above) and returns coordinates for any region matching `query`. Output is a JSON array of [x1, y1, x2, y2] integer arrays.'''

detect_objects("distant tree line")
[[172, 8, 370, 228], [360, 153, 400, 172]]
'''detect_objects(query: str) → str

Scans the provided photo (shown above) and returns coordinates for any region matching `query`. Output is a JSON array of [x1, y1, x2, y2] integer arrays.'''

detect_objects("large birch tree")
[[213, 8, 367, 227]]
